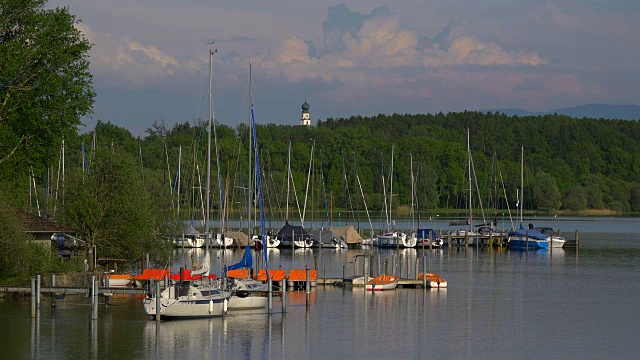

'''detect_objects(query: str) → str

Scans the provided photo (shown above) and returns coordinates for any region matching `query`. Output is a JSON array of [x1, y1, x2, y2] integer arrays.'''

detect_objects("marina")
[[1, 219, 640, 359]]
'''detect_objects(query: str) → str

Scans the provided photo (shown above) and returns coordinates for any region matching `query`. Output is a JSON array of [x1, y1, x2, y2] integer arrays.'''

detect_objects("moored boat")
[[536, 227, 566, 248], [365, 275, 399, 291], [103, 273, 133, 288], [375, 232, 406, 247], [143, 253, 230, 319], [415, 228, 443, 248], [418, 273, 448, 288], [227, 277, 268, 310], [508, 223, 549, 249]]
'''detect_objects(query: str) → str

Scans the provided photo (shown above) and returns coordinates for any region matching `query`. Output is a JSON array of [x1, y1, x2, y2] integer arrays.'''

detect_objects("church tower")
[[301, 99, 310, 126]]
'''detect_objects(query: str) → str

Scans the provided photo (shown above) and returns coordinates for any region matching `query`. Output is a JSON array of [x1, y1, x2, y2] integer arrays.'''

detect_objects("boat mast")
[[520, 145, 524, 223], [467, 128, 472, 232], [389, 144, 394, 231], [286, 141, 291, 222], [302, 139, 314, 227], [410, 153, 415, 232], [205, 50, 213, 249], [248, 63, 253, 238], [176, 146, 182, 223]]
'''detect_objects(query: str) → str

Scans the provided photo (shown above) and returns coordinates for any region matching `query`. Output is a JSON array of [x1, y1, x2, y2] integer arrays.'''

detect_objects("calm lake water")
[[2, 217, 640, 359]]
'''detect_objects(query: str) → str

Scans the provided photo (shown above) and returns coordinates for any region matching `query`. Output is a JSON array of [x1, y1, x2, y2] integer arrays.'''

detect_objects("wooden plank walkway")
[[316, 277, 425, 288], [0, 285, 147, 295]]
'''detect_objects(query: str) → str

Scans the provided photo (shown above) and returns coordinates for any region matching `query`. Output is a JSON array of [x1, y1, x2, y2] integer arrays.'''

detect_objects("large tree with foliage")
[[62, 147, 169, 269], [532, 171, 562, 211], [0, 0, 94, 170]]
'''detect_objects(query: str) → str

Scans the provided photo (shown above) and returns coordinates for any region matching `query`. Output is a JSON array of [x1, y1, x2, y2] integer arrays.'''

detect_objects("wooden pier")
[[0, 285, 146, 296]]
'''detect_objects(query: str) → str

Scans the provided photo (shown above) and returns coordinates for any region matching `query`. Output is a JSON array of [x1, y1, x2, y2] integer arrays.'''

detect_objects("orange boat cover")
[[288, 269, 317, 281], [254, 269, 287, 282]]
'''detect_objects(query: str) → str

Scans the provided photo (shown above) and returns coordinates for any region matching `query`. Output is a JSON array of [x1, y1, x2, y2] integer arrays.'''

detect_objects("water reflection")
[[17, 228, 640, 359]]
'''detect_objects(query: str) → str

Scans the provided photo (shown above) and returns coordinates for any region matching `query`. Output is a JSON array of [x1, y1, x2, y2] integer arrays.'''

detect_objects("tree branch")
[[0, 135, 30, 164]]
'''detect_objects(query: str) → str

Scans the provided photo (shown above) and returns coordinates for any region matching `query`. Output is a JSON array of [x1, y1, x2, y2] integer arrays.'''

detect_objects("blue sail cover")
[[508, 223, 549, 240], [224, 245, 252, 272]]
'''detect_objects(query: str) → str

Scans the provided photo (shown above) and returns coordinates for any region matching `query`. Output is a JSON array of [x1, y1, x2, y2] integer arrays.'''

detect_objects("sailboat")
[[224, 245, 268, 310], [219, 64, 270, 311], [375, 145, 415, 248], [143, 253, 230, 318], [445, 128, 482, 244], [143, 50, 231, 319], [507, 146, 549, 249]]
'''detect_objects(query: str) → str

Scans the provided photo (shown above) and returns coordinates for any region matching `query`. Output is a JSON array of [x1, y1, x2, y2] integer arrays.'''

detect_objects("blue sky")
[[49, 0, 640, 135]]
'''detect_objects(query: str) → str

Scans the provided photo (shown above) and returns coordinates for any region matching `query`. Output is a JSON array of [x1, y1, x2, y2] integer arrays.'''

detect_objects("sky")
[[49, 0, 640, 136]]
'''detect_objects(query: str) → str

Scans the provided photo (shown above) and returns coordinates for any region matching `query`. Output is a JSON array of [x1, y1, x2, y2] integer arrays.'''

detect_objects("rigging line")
[[470, 154, 487, 224]]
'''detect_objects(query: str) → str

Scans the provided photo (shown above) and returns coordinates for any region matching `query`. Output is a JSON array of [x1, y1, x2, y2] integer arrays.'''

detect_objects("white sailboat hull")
[[143, 283, 230, 319], [214, 234, 234, 248], [375, 232, 414, 248], [173, 237, 205, 248]]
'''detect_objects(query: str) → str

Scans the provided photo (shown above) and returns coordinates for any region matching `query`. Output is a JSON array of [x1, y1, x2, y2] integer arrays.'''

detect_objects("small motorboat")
[[103, 273, 133, 287], [418, 273, 448, 288], [365, 275, 399, 291], [536, 227, 566, 248]]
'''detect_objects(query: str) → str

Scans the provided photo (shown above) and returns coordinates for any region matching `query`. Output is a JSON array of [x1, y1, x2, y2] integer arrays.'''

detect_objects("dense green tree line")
[[10, 112, 638, 229]]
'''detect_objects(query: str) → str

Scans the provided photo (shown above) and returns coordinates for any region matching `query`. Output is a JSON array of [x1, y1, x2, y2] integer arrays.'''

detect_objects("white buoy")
[[223, 298, 228, 313], [209, 299, 214, 314]]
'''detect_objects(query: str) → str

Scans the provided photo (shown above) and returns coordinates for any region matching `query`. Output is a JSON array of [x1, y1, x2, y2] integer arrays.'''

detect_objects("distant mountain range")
[[480, 104, 640, 120]]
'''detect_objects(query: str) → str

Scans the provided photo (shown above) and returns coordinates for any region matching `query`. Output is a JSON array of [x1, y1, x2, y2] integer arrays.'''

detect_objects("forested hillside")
[[4, 111, 640, 222]]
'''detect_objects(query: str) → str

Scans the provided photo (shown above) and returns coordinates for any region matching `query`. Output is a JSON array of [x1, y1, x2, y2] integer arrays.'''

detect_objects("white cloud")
[[248, 5, 547, 88], [76, 23, 183, 88]]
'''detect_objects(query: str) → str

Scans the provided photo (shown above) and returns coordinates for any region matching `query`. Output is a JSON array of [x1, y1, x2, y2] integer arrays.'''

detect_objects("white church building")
[[301, 99, 311, 126]]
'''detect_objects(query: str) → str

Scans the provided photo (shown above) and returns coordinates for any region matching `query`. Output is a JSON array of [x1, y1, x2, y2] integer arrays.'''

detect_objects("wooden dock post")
[[342, 264, 346, 281], [268, 278, 273, 314], [370, 254, 374, 277], [363, 258, 367, 293], [429, 231, 433, 251], [36, 274, 41, 309], [575, 230, 579, 248], [305, 267, 310, 308], [422, 256, 427, 289], [526, 230, 529, 249], [155, 280, 161, 322], [104, 275, 111, 306], [51, 274, 56, 308], [465, 233, 469, 248], [414, 257, 419, 280], [91, 276, 98, 320], [323, 265, 326, 286], [31, 277, 36, 318], [353, 258, 357, 277], [489, 232, 493, 246], [281, 277, 287, 314]]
